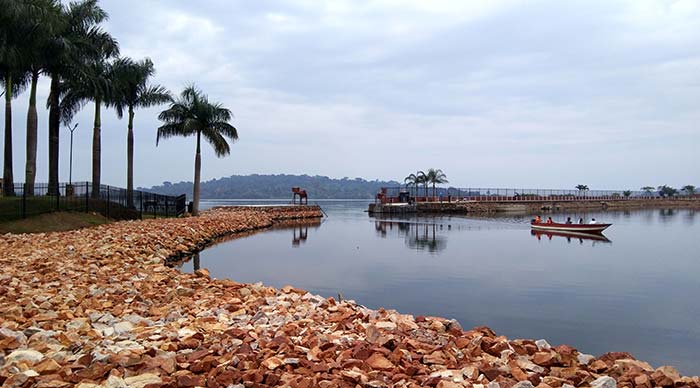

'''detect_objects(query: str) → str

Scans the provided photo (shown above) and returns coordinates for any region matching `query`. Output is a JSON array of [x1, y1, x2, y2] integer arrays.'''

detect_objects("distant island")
[[139, 174, 400, 199]]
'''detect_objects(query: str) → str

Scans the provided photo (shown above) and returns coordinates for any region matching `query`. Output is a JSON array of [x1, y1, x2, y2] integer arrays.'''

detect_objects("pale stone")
[[591, 376, 617, 388], [123, 373, 162, 388], [535, 339, 551, 350], [6, 349, 44, 363], [113, 321, 134, 335], [577, 353, 595, 365], [104, 375, 127, 388]]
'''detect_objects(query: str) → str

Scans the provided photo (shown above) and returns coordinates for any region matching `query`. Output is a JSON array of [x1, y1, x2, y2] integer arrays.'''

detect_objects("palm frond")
[[156, 122, 195, 145], [203, 130, 231, 157], [137, 84, 171, 108]]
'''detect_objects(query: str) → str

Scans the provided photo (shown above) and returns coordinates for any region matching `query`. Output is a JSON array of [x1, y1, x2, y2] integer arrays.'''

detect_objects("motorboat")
[[530, 221, 611, 233]]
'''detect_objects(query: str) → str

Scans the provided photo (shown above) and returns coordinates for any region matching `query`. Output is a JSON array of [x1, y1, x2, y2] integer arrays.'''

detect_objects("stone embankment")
[[1, 206, 698, 388], [369, 199, 700, 214]]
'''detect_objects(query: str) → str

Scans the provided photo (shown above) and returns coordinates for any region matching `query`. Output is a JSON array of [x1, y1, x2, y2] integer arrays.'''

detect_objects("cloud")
[[3, 0, 699, 190]]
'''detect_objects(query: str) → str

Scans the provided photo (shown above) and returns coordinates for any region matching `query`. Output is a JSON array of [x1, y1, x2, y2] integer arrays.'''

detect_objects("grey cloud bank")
[[4, 0, 699, 190]]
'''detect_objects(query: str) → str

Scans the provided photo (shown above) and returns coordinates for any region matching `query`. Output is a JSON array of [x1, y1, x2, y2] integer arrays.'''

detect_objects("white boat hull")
[[531, 223, 611, 233]]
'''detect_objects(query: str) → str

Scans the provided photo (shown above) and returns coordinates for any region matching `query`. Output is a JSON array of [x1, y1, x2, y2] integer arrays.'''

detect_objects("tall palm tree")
[[416, 170, 428, 199], [157, 85, 238, 215], [575, 184, 589, 197], [0, 71, 28, 196], [404, 173, 418, 198], [425, 168, 448, 198], [61, 39, 120, 198], [0, 0, 32, 196], [20, 0, 62, 195], [45, 0, 112, 195], [111, 57, 171, 206]]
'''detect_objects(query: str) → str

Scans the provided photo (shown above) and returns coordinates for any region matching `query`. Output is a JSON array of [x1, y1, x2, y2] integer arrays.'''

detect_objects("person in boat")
[[589, 218, 597, 224], [534, 215, 542, 223], [546, 217, 553, 224], [566, 217, 573, 224], [578, 217, 584, 224]]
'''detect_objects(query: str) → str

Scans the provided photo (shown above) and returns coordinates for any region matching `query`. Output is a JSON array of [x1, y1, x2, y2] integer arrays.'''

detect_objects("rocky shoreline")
[[1, 206, 698, 388]]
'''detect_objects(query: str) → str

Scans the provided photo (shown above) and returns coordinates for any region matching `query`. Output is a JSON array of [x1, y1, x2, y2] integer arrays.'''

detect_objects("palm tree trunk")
[[24, 70, 39, 196], [91, 99, 101, 198], [192, 130, 201, 216], [48, 76, 60, 196], [433, 183, 436, 199], [126, 106, 134, 207], [3, 77, 14, 196]]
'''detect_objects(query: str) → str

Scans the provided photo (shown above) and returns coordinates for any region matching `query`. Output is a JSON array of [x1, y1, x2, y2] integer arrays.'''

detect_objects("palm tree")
[[111, 57, 171, 206], [425, 168, 448, 198], [157, 85, 238, 215], [45, 0, 112, 195], [416, 171, 428, 199], [59, 26, 119, 197], [0, 71, 28, 196], [404, 173, 418, 198], [0, 0, 32, 196], [575, 184, 589, 197], [20, 0, 62, 195]]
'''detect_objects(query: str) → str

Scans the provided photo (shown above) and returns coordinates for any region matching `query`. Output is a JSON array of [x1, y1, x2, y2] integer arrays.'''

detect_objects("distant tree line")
[[140, 174, 400, 200], [578, 185, 697, 197]]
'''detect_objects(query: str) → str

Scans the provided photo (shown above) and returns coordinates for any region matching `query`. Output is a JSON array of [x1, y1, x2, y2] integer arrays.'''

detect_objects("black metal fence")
[[0, 181, 187, 221], [378, 186, 694, 203]]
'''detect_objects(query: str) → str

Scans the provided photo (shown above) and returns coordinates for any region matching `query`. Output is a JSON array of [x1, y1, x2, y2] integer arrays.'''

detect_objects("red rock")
[[194, 268, 210, 278], [261, 356, 284, 370], [533, 352, 557, 366], [366, 353, 394, 371], [176, 373, 206, 387], [634, 374, 651, 388]]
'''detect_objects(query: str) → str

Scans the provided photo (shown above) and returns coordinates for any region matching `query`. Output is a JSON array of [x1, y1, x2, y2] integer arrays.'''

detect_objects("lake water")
[[177, 200, 700, 375]]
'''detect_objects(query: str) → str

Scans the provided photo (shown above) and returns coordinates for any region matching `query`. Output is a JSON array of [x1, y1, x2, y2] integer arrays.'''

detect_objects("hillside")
[[139, 174, 400, 199]]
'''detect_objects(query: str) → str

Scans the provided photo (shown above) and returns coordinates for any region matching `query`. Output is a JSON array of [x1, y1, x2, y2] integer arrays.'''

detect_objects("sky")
[[3, 0, 699, 190]]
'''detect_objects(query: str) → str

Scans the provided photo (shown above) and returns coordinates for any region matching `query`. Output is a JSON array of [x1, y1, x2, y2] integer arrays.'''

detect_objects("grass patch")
[[0, 211, 112, 234]]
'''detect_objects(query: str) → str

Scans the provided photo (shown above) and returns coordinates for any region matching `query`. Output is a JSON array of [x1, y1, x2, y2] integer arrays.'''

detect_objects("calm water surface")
[[178, 200, 700, 374]]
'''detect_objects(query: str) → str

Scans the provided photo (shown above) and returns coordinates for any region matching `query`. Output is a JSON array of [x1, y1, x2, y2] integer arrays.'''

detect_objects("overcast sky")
[[3, 0, 699, 189]]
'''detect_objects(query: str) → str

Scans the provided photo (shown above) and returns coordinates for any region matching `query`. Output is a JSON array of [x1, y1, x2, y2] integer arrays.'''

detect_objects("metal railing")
[[0, 181, 187, 221], [377, 186, 693, 204]]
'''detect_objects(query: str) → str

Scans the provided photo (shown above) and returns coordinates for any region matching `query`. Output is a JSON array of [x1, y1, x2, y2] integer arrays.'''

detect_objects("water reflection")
[[192, 253, 200, 271], [659, 209, 677, 222], [374, 220, 448, 253], [272, 218, 322, 247], [530, 230, 611, 244]]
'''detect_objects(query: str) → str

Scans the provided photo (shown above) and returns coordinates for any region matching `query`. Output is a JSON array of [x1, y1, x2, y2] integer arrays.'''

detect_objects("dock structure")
[[369, 186, 700, 214]]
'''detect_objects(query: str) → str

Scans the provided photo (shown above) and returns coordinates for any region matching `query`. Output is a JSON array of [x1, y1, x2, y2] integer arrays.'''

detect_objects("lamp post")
[[67, 123, 78, 184]]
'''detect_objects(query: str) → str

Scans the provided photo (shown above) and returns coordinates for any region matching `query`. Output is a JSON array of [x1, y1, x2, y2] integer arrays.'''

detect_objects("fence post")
[[106, 185, 110, 219], [22, 183, 26, 219], [165, 197, 169, 217], [139, 191, 143, 219], [85, 182, 89, 212], [56, 184, 60, 211]]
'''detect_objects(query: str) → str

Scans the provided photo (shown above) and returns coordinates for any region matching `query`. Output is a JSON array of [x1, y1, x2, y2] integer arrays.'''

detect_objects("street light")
[[67, 123, 78, 185]]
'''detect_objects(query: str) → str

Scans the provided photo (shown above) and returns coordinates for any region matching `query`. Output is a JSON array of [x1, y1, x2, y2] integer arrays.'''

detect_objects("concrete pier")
[[369, 198, 700, 214]]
